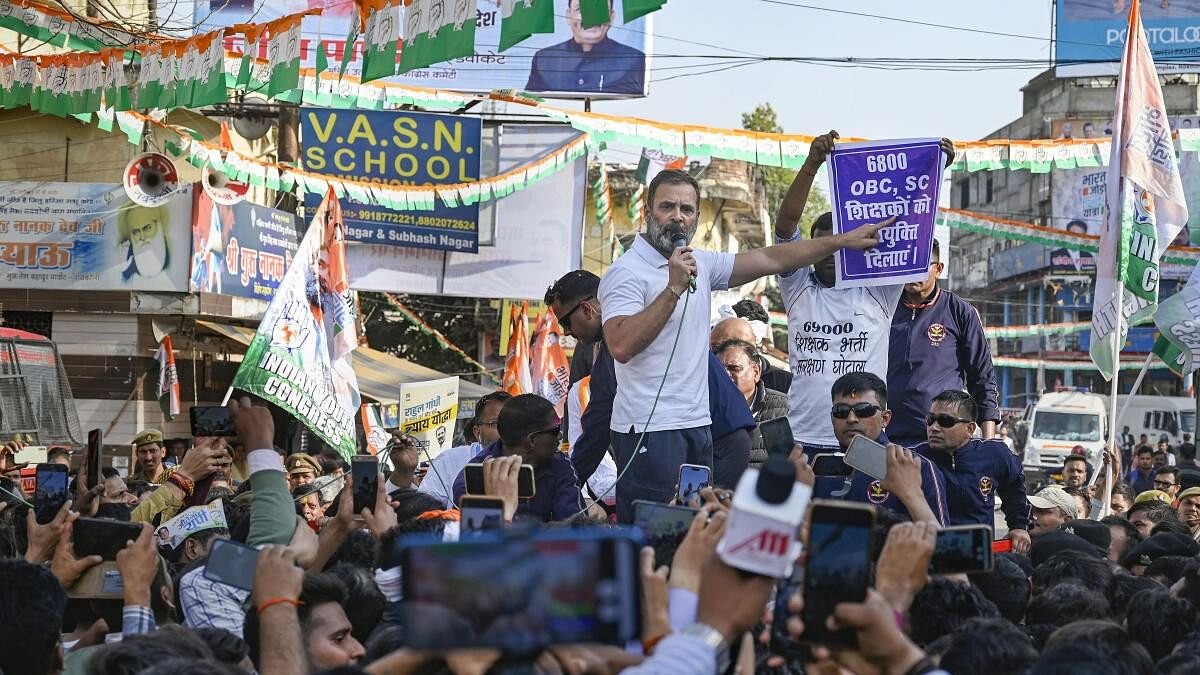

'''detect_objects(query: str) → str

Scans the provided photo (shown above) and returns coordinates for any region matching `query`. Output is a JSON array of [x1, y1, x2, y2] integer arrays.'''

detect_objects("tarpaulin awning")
[[194, 320, 494, 406]]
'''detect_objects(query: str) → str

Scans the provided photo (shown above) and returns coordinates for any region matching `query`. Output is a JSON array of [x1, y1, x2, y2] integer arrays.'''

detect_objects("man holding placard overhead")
[[773, 132, 955, 456]]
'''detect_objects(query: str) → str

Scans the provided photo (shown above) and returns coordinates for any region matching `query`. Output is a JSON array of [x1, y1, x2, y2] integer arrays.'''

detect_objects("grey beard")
[[645, 216, 694, 255]]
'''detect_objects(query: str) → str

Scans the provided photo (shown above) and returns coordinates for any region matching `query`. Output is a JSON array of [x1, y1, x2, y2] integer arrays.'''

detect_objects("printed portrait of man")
[[525, 0, 646, 95], [118, 201, 172, 282]]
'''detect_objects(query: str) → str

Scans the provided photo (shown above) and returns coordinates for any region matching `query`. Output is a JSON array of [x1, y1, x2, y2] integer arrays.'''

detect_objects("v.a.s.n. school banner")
[[397, 376, 459, 460], [1056, 0, 1200, 77], [300, 108, 482, 252], [190, 185, 299, 300], [827, 139, 943, 288], [192, 0, 653, 98], [0, 182, 192, 291]]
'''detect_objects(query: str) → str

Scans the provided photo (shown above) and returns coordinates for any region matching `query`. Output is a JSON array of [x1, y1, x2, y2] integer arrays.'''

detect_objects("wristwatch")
[[680, 622, 728, 654]]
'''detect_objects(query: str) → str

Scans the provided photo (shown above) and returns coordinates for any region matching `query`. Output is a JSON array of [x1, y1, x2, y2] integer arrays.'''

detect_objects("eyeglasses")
[[558, 296, 593, 329], [1154, 480, 1177, 489], [831, 402, 881, 419], [926, 413, 973, 428], [477, 419, 498, 427], [529, 424, 562, 440]]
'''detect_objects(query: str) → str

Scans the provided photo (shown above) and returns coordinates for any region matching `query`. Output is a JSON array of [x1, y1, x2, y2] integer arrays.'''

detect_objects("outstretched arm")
[[729, 219, 889, 288]]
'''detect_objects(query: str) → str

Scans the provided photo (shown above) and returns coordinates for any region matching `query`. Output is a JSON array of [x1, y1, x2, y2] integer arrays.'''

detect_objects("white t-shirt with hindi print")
[[780, 263, 901, 448], [599, 234, 735, 434]]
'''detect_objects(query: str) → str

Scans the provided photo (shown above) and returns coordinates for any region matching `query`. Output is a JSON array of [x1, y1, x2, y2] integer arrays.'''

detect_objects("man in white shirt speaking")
[[598, 168, 886, 522]]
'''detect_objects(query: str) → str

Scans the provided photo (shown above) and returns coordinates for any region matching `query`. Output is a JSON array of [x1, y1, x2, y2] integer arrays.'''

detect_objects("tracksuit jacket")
[[914, 438, 1030, 531]]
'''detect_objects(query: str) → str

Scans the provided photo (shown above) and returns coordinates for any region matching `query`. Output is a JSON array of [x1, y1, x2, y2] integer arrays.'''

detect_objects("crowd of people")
[[2, 133, 1199, 674]]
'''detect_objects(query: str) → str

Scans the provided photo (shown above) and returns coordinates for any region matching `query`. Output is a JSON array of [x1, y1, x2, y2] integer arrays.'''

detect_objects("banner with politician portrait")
[[191, 0, 652, 98], [0, 182, 191, 291], [827, 139, 943, 288]]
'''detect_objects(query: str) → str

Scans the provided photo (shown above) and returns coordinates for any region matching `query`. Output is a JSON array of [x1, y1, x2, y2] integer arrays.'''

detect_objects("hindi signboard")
[[827, 139, 943, 288], [397, 376, 459, 460], [189, 186, 300, 299], [300, 108, 482, 252], [0, 182, 192, 291]]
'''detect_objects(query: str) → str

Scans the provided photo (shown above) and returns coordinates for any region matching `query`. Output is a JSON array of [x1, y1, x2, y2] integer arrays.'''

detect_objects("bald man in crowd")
[[709, 317, 791, 393]]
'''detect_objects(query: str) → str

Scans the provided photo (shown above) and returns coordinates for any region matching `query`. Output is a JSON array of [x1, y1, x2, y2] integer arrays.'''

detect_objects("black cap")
[[1059, 520, 1111, 555], [1030, 531, 1100, 568], [756, 456, 796, 505], [1121, 532, 1200, 569]]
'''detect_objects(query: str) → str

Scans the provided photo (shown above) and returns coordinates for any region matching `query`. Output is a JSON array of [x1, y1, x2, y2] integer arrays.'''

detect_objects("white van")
[[1022, 391, 1109, 470], [1116, 395, 1197, 447]]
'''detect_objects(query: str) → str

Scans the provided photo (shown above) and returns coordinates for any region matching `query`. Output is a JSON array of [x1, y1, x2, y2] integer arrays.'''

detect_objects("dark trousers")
[[612, 425, 713, 523]]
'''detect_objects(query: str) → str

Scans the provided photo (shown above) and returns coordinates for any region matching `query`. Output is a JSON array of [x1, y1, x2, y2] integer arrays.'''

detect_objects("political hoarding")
[[346, 124, 585, 299], [0, 182, 192, 291], [300, 108, 482, 252], [1055, 0, 1200, 77], [397, 376, 459, 460], [827, 138, 944, 288], [1052, 165, 1195, 278], [189, 185, 300, 300], [192, 0, 652, 98]]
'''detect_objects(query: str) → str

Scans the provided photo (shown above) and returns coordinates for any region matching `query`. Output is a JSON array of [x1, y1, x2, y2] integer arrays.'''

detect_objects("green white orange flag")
[[398, 0, 477, 74], [152, 335, 181, 420], [1153, 263, 1200, 376], [530, 307, 570, 415], [498, 0, 553, 52], [1089, 0, 1188, 380], [502, 301, 532, 396], [359, 0, 400, 83], [229, 186, 360, 459]]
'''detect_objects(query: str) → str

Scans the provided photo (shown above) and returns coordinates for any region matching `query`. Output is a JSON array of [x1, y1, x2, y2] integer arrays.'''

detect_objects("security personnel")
[[888, 238, 1000, 447], [831, 372, 948, 525], [914, 390, 1031, 554]]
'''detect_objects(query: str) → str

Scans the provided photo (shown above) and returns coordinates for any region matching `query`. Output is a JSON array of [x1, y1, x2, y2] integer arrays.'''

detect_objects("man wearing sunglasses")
[[451, 394, 584, 523], [888, 238, 1000, 448], [913, 390, 1032, 554], [830, 372, 948, 525]]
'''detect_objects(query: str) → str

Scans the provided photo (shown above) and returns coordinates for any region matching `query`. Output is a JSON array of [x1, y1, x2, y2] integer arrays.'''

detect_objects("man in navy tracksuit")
[[830, 372, 949, 524], [888, 239, 1000, 447], [914, 390, 1032, 554]]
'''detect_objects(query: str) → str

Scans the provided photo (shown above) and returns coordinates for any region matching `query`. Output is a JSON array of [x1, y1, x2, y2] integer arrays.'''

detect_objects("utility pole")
[[277, 103, 299, 216]]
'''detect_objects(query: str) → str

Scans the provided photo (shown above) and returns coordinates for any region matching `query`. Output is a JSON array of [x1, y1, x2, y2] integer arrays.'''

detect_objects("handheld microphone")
[[669, 227, 697, 292], [716, 456, 812, 577]]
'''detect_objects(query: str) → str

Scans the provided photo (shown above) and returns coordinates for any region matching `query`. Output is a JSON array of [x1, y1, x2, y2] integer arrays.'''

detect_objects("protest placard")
[[398, 376, 459, 460], [828, 138, 944, 288]]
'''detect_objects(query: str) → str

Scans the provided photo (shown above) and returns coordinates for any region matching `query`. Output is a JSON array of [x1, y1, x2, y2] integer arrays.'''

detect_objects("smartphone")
[[463, 463, 536, 499], [802, 501, 875, 649], [72, 517, 144, 560], [633, 500, 698, 569], [85, 429, 103, 490], [844, 434, 888, 481], [810, 453, 852, 477], [676, 464, 711, 502], [34, 463, 69, 524], [190, 405, 236, 437], [396, 529, 642, 650], [930, 524, 994, 575], [460, 496, 506, 531], [352, 455, 380, 513], [771, 566, 811, 662], [203, 538, 260, 591], [759, 417, 794, 459]]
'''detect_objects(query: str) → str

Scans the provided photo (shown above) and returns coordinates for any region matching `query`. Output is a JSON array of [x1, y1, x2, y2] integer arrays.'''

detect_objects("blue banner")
[[299, 108, 482, 252], [828, 138, 943, 288], [1056, 0, 1200, 77], [189, 186, 299, 301]]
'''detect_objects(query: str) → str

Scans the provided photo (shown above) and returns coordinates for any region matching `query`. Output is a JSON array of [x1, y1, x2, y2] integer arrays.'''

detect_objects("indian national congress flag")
[[1089, 0, 1188, 380], [229, 187, 361, 459]]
